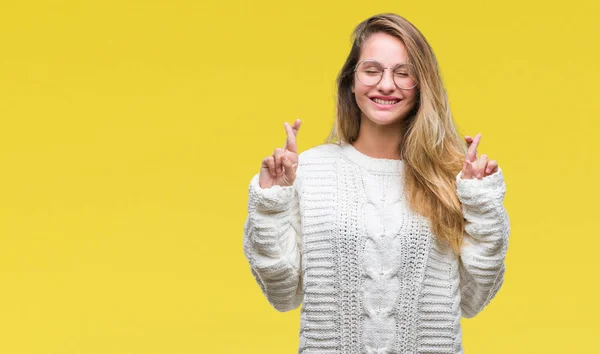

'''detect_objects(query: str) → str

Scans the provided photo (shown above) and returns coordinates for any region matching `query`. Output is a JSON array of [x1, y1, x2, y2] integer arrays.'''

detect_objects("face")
[[352, 32, 418, 127]]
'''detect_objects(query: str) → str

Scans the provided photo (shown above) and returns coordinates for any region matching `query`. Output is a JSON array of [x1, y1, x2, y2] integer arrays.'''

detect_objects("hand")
[[461, 133, 499, 180], [259, 119, 302, 189]]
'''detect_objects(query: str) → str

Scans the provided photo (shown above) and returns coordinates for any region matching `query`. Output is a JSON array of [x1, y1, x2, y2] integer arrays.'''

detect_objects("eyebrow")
[[361, 59, 410, 67]]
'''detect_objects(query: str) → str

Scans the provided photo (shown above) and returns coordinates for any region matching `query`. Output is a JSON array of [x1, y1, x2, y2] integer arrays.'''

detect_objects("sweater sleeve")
[[242, 173, 303, 312], [456, 168, 510, 318]]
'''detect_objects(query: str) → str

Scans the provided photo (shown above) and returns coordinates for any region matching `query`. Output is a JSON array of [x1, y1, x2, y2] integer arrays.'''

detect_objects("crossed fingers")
[[461, 133, 499, 179], [283, 118, 301, 153], [272, 119, 301, 177]]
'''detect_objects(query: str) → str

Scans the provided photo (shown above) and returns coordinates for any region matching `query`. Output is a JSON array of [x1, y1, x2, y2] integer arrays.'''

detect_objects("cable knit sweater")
[[243, 142, 509, 354]]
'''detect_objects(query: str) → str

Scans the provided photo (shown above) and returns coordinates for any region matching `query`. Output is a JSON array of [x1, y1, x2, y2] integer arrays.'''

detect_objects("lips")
[[371, 97, 400, 105], [368, 96, 402, 109]]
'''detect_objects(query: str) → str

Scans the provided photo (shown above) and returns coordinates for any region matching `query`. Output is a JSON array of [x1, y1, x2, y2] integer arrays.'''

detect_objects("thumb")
[[282, 156, 297, 183]]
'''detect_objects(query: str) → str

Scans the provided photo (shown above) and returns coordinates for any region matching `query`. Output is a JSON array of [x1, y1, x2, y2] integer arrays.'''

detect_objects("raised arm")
[[242, 120, 304, 312], [457, 134, 510, 318]]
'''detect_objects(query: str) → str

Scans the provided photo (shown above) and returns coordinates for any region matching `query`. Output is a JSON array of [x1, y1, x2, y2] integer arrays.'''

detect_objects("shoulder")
[[298, 143, 342, 164]]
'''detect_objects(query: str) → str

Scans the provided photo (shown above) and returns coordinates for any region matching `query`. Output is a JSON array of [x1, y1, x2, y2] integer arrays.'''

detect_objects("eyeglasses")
[[354, 59, 418, 90]]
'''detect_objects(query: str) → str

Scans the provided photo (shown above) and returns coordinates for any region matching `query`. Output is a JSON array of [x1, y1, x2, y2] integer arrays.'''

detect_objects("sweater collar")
[[339, 141, 404, 174]]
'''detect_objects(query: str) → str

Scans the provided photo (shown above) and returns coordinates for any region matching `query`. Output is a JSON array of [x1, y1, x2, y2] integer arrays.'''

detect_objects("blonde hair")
[[328, 13, 467, 254]]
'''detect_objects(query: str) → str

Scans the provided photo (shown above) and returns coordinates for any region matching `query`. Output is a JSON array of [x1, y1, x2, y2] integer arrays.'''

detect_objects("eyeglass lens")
[[355, 60, 416, 89]]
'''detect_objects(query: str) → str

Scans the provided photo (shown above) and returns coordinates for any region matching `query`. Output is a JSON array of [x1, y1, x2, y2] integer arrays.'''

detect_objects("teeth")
[[373, 98, 399, 105]]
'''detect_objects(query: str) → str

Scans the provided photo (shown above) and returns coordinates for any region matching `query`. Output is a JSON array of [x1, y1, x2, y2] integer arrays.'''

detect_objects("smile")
[[370, 97, 400, 105]]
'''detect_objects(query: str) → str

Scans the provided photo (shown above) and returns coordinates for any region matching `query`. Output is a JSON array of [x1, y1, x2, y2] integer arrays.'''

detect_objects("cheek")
[[404, 90, 418, 107], [355, 91, 369, 109], [353, 83, 369, 99]]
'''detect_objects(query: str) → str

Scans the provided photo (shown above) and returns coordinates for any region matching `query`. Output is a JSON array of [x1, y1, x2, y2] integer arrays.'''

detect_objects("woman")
[[243, 13, 509, 353]]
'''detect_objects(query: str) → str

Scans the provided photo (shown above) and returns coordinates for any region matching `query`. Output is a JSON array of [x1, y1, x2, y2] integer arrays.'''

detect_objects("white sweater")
[[243, 142, 509, 354]]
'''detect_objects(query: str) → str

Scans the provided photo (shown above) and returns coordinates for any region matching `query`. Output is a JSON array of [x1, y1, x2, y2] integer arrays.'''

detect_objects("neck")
[[352, 117, 403, 160]]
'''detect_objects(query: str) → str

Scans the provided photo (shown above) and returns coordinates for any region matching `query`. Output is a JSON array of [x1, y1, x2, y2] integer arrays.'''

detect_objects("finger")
[[476, 154, 488, 179], [486, 160, 499, 175], [283, 119, 301, 148], [282, 155, 297, 183], [465, 133, 481, 162], [466, 133, 481, 161], [464, 136, 473, 152], [283, 121, 300, 153], [292, 119, 302, 135], [274, 148, 284, 175], [265, 156, 276, 177], [462, 160, 474, 179]]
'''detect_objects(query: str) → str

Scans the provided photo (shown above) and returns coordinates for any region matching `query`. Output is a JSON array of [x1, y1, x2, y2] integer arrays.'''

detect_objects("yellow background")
[[1, 0, 598, 353]]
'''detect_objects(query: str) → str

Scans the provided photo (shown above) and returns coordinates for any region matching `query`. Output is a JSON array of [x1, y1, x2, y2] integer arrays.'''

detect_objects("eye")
[[394, 64, 412, 77]]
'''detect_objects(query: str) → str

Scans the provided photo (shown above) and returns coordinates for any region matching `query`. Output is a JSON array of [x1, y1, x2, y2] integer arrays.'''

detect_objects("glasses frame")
[[353, 59, 418, 90]]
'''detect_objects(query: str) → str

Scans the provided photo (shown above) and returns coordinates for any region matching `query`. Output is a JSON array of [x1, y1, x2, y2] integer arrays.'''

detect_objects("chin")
[[365, 110, 410, 126]]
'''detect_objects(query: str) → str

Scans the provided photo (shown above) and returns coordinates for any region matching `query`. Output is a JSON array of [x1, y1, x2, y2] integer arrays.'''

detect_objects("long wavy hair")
[[328, 13, 467, 254]]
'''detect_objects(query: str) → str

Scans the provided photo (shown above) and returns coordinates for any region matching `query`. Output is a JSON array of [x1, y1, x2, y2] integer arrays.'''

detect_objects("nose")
[[377, 68, 396, 93]]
